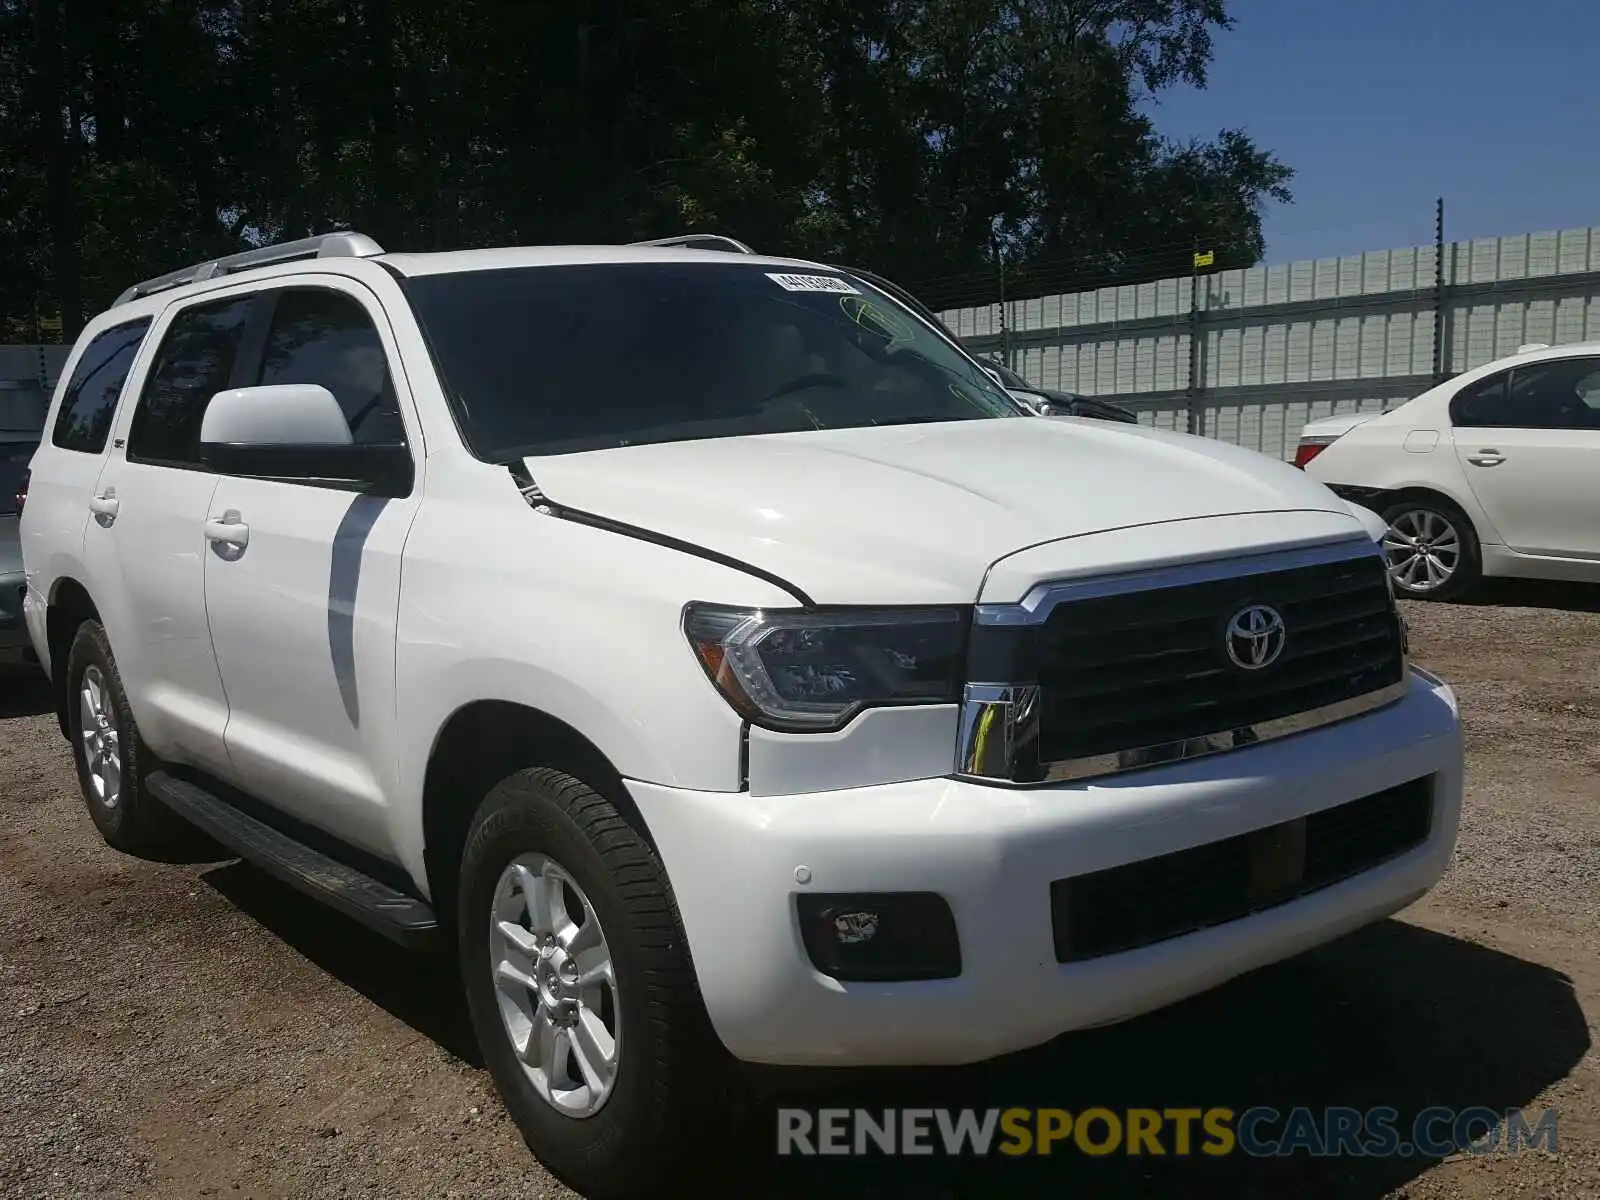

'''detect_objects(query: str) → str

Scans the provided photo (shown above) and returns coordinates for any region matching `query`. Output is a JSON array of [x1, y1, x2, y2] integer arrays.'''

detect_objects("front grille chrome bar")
[[955, 676, 1409, 787], [954, 684, 1040, 778]]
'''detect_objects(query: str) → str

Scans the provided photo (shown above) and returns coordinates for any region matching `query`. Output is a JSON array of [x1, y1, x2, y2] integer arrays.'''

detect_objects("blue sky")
[[1151, 0, 1600, 264]]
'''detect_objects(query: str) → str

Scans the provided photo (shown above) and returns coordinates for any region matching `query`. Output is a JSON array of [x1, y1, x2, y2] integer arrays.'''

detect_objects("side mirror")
[[982, 366, 1004, 385], [199, 384, 413, 498]]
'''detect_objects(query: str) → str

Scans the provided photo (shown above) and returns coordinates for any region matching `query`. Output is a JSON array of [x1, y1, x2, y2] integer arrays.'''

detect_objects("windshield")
[[402, 262, 1023, 459], [0, 438, 39, 517]]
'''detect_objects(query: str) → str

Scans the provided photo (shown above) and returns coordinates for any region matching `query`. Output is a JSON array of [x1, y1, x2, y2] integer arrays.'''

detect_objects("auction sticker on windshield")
[[767, 273, 861, 294]]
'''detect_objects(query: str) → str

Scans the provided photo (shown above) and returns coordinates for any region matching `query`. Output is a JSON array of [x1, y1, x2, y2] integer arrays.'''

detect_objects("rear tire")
[[1379, 497, 1481, 601], [457, 767, 726, 1198], [65, 620, 185, 854]]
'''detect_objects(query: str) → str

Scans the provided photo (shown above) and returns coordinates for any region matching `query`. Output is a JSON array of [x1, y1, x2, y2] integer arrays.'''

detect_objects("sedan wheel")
[[1384, 508, 1461, 593], [1379, 500, 1480, 601]]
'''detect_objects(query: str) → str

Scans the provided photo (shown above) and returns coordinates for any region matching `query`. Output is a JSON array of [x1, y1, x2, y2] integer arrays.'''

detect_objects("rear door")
[[82, 293, 259, 772], [1450, 355, 1600, 561], [18, 318, 153, 662]]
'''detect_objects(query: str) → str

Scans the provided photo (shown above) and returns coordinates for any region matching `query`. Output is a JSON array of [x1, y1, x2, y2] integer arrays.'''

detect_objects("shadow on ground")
[[195, 861, 1588, 1199], [1457, 578, 1600, 613], [717, 921, 1586, 1198], [0, 667, 52, 718], [200, 861, 481, 1065]]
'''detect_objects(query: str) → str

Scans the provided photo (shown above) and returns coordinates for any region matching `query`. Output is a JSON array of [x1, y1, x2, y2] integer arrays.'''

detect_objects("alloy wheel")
[[78, 665, 123, 808], [489, 853, 621, 1118], [1383, 508, 1462, 594]]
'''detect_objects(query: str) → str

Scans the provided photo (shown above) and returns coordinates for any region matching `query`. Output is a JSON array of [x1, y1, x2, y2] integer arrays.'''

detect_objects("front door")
[[1450, 355, 1600, 562], [202, 282, 421, 858]]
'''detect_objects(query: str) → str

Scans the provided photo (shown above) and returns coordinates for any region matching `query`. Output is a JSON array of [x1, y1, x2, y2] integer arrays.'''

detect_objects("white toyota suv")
[[21, 232, 1463, 1196]]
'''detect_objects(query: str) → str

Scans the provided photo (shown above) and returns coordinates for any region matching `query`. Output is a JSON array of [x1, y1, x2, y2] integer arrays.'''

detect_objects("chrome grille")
[[956, 541, 1408, 785], [1034, 553, 1403, 766]]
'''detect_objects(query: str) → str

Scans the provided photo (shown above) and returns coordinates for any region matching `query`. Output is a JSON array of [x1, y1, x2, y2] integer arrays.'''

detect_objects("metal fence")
[[940, 226, 1600, 460], [0, 343, 71, 433]]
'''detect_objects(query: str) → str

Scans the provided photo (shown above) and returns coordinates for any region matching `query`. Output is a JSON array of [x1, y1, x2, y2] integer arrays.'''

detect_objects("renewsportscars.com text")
[[777, 1106, 1559, 1158]]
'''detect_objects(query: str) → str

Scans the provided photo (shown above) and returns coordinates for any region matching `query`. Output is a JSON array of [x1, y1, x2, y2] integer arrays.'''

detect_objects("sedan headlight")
[[682, 603, 968, 730]]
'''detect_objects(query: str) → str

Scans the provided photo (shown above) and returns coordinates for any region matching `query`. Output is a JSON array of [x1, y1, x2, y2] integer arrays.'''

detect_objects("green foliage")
[[0, 0, 1291, 335]]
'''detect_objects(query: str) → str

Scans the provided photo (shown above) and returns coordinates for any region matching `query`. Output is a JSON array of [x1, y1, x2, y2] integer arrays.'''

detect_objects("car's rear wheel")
[[457, 767, 725, 1198], [1380, 498, 1481, 601], [65, 620, 184, 853]]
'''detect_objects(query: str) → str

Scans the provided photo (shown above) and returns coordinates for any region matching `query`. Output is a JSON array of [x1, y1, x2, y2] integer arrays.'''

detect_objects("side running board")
[[147, 771, 439, 950]]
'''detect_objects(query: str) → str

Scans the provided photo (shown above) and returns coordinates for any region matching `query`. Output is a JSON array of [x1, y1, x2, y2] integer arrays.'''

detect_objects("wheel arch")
[[419, 700, 657, 930], [1371, 485, 1480, 529], [1337, 478, 1492, 539], [44, 577, 101, 739]]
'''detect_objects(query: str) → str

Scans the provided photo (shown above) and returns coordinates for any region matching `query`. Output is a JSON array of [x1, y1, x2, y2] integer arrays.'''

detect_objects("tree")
[[0, 0, 1291, 333]]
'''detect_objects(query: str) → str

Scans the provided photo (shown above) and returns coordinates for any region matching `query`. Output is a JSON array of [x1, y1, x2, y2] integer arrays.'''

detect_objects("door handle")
[[1466, 449, 1505, 467], [203, 510, 250, 548], [88, 491, 119, 524]]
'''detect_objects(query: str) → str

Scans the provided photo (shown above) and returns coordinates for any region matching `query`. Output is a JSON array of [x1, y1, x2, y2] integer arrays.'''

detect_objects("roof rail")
[[111, 231, 386, 307], [629, 233, 755, 255]]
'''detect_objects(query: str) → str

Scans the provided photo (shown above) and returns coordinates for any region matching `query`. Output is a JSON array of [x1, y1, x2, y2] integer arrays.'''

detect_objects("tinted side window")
[[1452, 359, 1600, 430], [1504, 358, 1600, 430], [51, 318, 152, 453], [1449, 371, 1510, 428], [128, 296, 255, 467], [257, 289, 404, 444]]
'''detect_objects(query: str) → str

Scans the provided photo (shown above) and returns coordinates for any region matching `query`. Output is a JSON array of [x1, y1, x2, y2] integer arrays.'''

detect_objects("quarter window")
[[128, 296, 255, 467], [256, 289, 405, 444], [51, 318, 152, 453], [1449, 371, 1510, 428]]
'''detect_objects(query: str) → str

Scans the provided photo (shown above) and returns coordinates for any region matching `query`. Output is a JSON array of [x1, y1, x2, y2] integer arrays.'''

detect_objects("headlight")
[[682, 604, 968, 731]]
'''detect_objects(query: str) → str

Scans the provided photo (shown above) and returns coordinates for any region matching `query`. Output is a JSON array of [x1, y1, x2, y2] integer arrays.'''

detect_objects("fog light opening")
[[796, 892, 961, 982]]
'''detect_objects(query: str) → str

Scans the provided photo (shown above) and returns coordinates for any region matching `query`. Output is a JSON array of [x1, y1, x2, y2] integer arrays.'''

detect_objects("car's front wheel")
[[1380, 498, 1481, 601], [457, 767, 725, 1198]]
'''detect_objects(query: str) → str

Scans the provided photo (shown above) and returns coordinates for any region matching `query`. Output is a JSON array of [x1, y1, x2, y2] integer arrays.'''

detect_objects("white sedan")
[[1297, 341, 1600, 599]]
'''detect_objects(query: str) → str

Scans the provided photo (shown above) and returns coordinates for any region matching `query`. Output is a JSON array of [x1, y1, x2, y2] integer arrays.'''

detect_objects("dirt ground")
[[2, 583, 1598, 1199]]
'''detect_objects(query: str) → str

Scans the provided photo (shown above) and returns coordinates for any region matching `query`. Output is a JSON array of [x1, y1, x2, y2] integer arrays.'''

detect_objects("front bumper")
[[626, 668, 1462, 1067]]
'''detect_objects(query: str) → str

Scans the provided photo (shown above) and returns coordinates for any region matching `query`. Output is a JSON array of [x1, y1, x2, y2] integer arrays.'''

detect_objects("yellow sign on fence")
[[1193, 249, 1215, 269]]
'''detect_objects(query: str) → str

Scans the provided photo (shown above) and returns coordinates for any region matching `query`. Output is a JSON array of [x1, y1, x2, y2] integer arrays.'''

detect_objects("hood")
[[523, 419, 1363, 605]]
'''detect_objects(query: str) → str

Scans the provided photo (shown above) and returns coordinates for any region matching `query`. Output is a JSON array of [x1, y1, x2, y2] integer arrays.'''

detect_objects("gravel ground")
[[2, 583, 1597, 1199]]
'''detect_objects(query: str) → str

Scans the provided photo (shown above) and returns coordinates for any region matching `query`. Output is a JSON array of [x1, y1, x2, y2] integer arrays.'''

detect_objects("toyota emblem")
[[1225, 604, 1287, 670]]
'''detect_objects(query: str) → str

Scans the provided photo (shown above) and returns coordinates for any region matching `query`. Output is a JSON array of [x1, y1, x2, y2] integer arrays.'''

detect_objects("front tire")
[[1380, 498, 1481, 601], [457, 768, 723, 1198], [65, 620, 184, 853]]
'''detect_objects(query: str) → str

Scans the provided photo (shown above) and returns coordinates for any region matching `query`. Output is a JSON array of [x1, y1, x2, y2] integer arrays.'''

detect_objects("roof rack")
[[629, 233, 755, 254], [112, 231, 386, 307]]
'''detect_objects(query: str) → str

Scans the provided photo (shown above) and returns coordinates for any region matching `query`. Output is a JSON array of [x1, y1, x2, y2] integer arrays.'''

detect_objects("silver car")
[[1, 432, 39, 666]]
